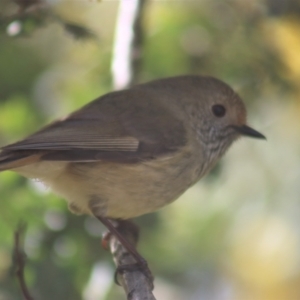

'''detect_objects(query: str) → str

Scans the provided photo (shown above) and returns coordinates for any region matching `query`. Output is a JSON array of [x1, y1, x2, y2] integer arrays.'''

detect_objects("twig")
[[108, 220, 156, 300], [13, 224, 34, 300]]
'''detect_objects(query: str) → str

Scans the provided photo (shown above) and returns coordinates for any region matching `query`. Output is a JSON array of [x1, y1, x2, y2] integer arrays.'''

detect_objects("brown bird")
[[0, 75, 265, 272]]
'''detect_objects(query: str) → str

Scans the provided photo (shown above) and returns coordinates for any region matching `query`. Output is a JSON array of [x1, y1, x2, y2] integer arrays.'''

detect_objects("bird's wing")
[[1, 91, 187, 164], [3, 120, 140, 152]]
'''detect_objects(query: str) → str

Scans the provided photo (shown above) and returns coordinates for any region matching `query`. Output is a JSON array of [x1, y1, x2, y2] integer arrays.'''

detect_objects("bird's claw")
[[114, 262, 154, 290]]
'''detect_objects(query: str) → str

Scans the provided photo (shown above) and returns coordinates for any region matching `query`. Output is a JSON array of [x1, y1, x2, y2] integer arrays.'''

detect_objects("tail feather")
[[0, 151, 41, 171]]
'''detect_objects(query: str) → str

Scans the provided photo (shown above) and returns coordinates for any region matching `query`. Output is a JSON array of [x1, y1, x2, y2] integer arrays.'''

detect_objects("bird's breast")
[[51, 147, 205, 219], [13, 146, 208, 219]]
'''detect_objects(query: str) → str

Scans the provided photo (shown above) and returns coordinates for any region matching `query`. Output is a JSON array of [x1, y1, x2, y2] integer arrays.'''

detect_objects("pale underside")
[[13, 145, 206, 219]]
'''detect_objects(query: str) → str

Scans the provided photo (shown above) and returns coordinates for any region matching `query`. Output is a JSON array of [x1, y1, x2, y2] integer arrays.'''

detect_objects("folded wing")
[[0, 90, 187, 168]]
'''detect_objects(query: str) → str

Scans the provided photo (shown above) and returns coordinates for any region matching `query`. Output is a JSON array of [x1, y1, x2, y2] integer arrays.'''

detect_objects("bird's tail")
[[0, 150, 41, 171]]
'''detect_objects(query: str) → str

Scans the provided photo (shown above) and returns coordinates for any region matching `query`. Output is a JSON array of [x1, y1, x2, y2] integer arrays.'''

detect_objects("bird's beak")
[[232, 125, 266, 139]]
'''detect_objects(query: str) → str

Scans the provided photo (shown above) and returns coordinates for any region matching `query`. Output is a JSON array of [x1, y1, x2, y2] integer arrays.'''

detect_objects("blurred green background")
[[1, 0, 300, 299]]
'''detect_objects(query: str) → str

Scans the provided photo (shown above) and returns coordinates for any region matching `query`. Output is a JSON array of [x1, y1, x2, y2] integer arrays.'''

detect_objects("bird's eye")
[[212, 104, 226, 117]]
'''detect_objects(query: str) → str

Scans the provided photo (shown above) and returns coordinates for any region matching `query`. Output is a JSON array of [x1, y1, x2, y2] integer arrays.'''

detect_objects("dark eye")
[[212, 104, 226, 117]]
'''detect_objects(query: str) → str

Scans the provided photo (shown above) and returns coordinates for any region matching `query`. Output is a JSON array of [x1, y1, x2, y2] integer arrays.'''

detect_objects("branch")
[[13, 224, 34, 300], [108, 220, 156, 300], [111, 0, 147, 89]]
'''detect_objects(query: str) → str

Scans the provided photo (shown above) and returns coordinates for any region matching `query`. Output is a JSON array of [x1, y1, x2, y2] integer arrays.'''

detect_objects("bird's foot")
[[115, 261, 154, 290]]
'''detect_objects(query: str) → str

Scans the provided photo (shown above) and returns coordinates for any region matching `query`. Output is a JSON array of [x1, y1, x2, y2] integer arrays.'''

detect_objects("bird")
[[0, 75, 265, 270]]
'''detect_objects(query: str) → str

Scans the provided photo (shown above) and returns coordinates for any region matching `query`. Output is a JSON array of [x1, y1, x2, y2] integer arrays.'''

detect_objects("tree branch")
[[111, 0, 147, 90], [108, 220, 156, 300]]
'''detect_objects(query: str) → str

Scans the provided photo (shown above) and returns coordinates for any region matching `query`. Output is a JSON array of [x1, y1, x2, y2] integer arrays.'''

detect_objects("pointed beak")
[[232, 125, 266, 139]]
